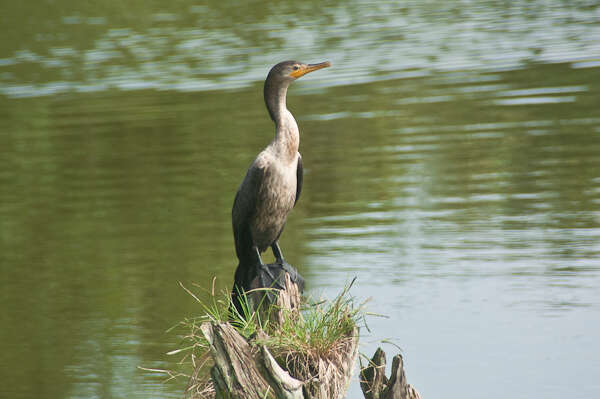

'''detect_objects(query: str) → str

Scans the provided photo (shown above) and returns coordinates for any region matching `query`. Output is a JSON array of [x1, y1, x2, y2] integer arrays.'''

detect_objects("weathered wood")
[[273, 272, 302, 324], [360, 348, 388, 399], [200, 322, 271, 399], [258, 343, 304, 399], [360, 348, 422, 399]]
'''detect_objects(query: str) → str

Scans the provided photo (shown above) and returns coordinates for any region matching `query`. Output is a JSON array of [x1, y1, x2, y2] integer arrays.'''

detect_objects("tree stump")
[[360, 348, 422, 399], [187, 274, 358, 399], [185, 274, 421, 399]]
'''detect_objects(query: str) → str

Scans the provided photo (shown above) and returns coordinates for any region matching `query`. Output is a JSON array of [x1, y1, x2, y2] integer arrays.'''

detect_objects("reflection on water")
[[2, 1, 600, 399]]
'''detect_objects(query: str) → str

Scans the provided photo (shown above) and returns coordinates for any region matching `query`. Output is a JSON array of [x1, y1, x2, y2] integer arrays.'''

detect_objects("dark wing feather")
[[232, 164, 265, 260], [294, 153, 303, 206]]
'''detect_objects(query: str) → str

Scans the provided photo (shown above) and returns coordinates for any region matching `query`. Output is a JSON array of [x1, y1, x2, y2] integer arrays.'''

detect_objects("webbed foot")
[[275, 258, 305, 292], [257, 262, 286, 290]]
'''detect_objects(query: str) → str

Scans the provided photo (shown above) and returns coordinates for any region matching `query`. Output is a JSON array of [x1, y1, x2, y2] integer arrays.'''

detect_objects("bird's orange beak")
[[290, 61, 331, 78]]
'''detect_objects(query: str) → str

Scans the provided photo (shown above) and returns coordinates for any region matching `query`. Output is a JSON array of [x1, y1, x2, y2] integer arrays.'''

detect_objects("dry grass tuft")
[[258, 280, 362, 398]]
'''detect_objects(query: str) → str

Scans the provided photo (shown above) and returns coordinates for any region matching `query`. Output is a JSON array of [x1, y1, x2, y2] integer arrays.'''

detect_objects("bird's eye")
[[293, 65, 299, 70]]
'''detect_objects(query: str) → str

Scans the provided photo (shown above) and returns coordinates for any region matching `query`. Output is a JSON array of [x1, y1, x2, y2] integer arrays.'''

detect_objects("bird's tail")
[[230, 257, 257, 318]]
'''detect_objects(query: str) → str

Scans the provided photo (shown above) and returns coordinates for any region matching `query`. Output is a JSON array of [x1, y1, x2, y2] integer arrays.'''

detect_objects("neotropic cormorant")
[[231, 60, 331, 311]]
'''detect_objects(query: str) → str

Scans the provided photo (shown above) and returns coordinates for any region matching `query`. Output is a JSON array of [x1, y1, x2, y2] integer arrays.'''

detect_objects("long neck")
[[264, 79, 299, 160]]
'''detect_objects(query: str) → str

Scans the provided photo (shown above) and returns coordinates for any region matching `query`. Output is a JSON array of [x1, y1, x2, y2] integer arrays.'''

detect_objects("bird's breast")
[[251, 155, 298, 248]]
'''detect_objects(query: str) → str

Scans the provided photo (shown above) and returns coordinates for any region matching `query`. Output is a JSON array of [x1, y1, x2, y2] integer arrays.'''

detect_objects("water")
[[1, 1, 600, 398]]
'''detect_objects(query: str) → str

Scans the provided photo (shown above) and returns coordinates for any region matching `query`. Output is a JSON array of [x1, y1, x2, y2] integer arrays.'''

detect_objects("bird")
[[231, 60, 331, 313]]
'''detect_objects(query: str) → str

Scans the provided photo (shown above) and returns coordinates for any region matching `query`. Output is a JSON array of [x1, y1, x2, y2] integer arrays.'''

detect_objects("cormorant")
[[231, 60, 331, 313]]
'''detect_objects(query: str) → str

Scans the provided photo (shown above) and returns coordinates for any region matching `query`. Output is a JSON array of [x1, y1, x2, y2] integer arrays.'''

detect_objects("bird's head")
[[267, 60, 331, 84], [263, 60, 331, 122]]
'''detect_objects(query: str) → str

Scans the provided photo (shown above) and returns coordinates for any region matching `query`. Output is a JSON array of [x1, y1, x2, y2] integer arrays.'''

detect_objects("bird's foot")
[[255, 261, 305, 293], [257, 262, 286, 291], [275, 259, 305, 293]]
